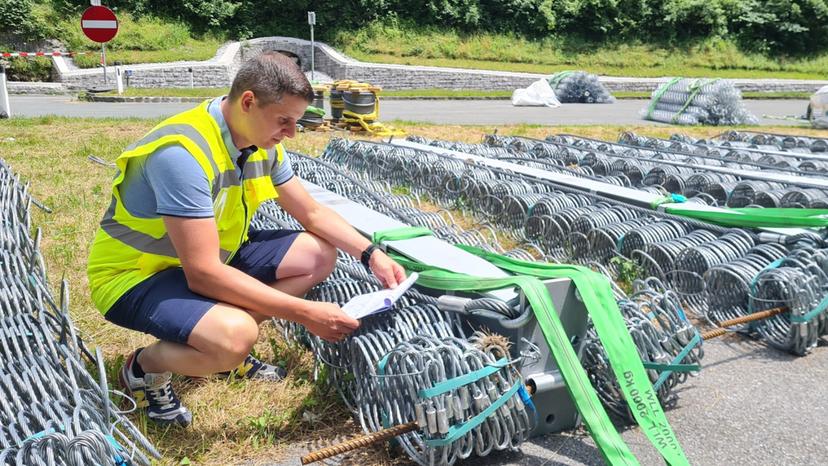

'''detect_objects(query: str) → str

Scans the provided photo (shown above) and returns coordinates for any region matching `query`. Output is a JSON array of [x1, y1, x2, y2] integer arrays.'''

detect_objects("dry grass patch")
[[1, 117, 825, 464]]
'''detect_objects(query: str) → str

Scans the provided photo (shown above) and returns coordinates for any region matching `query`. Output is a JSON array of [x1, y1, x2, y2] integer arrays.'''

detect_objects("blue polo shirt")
[[119, 96, 294, 219]]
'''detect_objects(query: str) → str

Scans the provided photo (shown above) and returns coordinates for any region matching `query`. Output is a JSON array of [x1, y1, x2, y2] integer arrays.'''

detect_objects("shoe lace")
[[146, 379, 178, 410]]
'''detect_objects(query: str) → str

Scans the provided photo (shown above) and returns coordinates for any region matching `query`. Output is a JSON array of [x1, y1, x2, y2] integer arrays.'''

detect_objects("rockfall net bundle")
[[642, 78, 759, 126], [547, 71, 615, 103]]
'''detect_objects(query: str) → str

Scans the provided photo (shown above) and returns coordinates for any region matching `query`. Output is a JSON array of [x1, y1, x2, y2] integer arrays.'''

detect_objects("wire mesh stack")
[[341, 136, 828, 352], [478, 132, 828, 209], [642, 78, 759, 125], [315, 140, 713, 422], [547, 71, 615, 103], [0, 160, 159, 465], [716, 130, 828, 153], [621, 131, 828, 177]]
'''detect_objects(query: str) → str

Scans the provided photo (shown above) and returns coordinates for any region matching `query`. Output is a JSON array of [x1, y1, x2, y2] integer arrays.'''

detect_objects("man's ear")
[[240, 90, 255, 113]]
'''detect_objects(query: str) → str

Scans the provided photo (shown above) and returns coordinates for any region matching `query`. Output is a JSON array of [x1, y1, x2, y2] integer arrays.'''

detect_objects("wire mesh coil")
[[0, 159, 159, 465]]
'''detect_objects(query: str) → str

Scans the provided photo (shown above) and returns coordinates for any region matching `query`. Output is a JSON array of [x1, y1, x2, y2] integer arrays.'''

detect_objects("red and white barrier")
[[1, 51, 92, 58]]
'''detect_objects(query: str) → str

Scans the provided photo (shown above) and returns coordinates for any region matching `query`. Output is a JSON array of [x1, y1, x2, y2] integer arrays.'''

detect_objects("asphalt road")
[[6, 95, 811, 126]]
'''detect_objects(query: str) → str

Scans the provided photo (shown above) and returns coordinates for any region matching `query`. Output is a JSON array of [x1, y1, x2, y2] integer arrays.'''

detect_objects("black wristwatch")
[[360, 244, 380, 270]]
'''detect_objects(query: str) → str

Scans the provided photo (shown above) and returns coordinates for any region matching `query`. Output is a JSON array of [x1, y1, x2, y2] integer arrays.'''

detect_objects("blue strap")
[[105, 435, 129, 466], [642, 362, 700, 372], [23, 428, 56, 443], [517, 384, 536, 413], [616, 234, 625, 252], [377, 353, 392, 428], [418, 358, 508, 399], [424, 381, 522, 447], [791, 294, 828, 323], [653, 332, 701, 391]]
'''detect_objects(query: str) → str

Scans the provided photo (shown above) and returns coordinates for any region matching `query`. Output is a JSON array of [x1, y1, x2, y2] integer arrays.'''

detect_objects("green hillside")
[[2, 1, 827, 81]]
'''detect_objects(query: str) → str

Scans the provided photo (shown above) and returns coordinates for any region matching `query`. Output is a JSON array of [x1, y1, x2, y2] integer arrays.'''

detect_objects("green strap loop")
[[548, 70, 576, 89], [418, 358, 508, 399], [388, 255, 639, 465], [304, 105, 325, 117], [646, 77, 682, 119], [670, 78, 720, 124], [372, 226, 434, 244], [453, 244, 690, 466], [662, 206, 828, 228], [369, 230, 689, 465], [424, 382, 522, 447]]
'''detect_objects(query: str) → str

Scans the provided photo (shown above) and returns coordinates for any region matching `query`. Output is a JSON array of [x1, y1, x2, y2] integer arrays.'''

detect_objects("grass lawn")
[[71, 38, 224, 68], [343, 51, 828, 80], [1, 119, 825, 464], [336, 28, 828, 80]]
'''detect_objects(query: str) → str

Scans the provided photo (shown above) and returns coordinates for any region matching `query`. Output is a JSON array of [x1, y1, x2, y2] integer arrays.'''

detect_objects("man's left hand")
[[369, 250, 407, 288]]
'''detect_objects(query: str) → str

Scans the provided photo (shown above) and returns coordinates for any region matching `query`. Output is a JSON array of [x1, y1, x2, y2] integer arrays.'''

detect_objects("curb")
[[83, 94, 517, 102], [83, 95, 208, 103], [82, 94, 802, 103]]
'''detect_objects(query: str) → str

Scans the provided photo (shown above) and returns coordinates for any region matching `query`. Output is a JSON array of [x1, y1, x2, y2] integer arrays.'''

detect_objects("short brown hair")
[[229, 51, 314, 105]]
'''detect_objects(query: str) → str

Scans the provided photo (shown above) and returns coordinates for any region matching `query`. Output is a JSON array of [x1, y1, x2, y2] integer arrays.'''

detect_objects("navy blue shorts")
[[104, 229, 302, 344]]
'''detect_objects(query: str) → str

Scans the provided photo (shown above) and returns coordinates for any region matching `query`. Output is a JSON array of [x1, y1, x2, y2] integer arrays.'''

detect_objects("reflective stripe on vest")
[[87, 100, 282, 314]]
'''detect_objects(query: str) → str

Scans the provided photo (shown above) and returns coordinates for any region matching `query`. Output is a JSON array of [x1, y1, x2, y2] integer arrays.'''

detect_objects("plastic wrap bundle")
[[547, 71, 615, 103], [642, 78, 759, 126]]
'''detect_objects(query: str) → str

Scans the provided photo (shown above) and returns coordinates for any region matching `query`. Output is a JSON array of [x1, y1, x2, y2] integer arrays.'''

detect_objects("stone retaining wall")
[[33, 37, 828, 93]]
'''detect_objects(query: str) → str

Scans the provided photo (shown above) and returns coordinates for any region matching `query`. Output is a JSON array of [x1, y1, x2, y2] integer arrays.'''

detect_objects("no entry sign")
[[81, 6, 119, 43]]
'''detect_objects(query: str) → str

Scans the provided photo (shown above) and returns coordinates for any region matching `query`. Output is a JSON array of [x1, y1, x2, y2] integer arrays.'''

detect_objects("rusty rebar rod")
[[301, 421, 419, 465], [701, 306, 787, 340]]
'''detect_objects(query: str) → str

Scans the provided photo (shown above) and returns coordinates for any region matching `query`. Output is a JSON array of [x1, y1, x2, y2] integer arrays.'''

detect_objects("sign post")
[[81, 5, 119, 86], [308, 11, 316, 82]]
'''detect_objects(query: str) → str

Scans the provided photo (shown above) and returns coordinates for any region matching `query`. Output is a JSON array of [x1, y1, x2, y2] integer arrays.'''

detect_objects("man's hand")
[[369, 250, 407, 288], [302, 302, 360, 343]]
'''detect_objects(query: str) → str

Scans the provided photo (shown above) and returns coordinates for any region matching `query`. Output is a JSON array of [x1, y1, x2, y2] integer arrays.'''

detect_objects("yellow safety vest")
[[87, 100, 282, 314]]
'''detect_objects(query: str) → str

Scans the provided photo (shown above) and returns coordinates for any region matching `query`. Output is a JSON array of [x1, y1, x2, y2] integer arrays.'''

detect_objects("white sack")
[[511, 78, 561, 107]]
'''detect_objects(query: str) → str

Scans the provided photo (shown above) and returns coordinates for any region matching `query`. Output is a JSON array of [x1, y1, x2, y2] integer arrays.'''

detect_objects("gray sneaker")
[[222, 354, 287, 381], [120, 350, 193, 427]]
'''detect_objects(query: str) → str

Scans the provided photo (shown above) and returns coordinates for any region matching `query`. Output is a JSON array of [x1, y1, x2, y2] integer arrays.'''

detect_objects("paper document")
[[342, 272, 419, 319]]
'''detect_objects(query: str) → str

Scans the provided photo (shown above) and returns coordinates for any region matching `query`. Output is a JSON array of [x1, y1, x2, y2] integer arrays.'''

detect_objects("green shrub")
[[731, 0, 828, 56], [4, 56, 52, 81], [0, 0, 44, 38], [553, 0, 652, 40], [655, 0, 731, 42]]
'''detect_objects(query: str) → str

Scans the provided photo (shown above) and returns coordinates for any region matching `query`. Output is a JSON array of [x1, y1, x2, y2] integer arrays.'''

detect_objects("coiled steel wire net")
[[309, 143, 706, 426], [326, 136, 827, 354], [0, 159, 159, 465]]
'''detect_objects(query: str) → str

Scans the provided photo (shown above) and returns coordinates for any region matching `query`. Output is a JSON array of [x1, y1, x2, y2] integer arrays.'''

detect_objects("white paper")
[[342, 272, 419, 319]]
